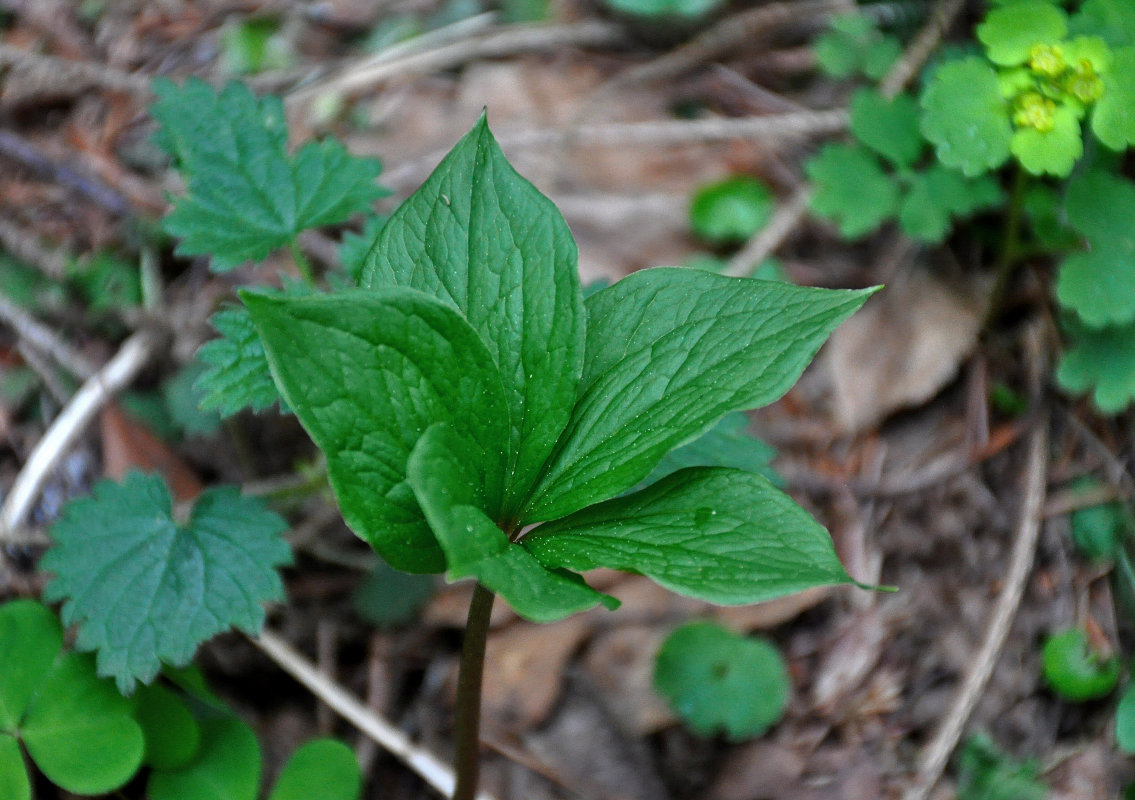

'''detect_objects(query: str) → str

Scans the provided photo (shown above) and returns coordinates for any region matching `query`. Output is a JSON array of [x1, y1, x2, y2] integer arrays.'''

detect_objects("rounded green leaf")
[[849, 89, 924, 168], [148, 716, 261, 800], [689, 176, 774, 244], [1041, 628, 1120, 701], [269, 738, 362, 800], [0, 601, 62, 731], [920, 57, 1013, 176], [21, 652, 144, 795], [1117, 683, 1135, 753], [653, 621, 789, 741], [805, 143, 899, 238], [1057, 318, 1135, 413], [978, 1, 1067, 65], [1010, 104, 1083, 176], [0, 735, 30, 800], [135, 683, 201, 770], [1092, 48, 1135, 150]]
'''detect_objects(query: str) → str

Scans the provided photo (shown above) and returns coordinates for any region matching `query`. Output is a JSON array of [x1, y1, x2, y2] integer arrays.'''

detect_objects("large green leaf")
[[269, 739, 361, 800], [41, 472, 291, 692], [407, 424, 613, 621], [522, 270, 874, 522], [524, 468, 854, 604], [244, 288, 510, 572], [641, 411, 779, 487], [0, 735, 29, 800], [154, 78, 386, 271], [0, 600, 62, 731], [21, 652, 144, 795], [359, 114, 584, 517], [148, 716, 261, 800]]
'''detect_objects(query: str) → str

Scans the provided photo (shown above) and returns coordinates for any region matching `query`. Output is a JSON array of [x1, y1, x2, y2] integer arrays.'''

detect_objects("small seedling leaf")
[[1041, 627, 1120, 700], [21, 652, 145, 795], [148, 716, 261, 800], [135, 683, 201, 770], [41, 472, 291, 692], [244, 288, 510, 573], [154, 78, 386, 271], [0, 735, 29, 800], [408, 423, 614, 621], [1057, 317, 1135, 412], [0, 600, 62, 730], [653, 621, 789, 740], [526, 468, 854, 604], [268, 738, 362, 800], [805, 143, 900, 238], [920, 57, 1013, 176], [689, 176, 775, 244], [524, 269, 874, 522], [360, 114, 585, 517], [849, 89, 924, 168]]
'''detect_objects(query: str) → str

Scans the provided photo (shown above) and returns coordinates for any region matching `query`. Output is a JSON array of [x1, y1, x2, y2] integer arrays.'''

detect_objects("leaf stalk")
[[452, 582, 495, 800]]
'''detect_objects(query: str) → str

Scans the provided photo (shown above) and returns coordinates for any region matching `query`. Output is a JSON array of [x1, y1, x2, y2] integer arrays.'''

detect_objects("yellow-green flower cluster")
[[1000, 37, 1111, 135]]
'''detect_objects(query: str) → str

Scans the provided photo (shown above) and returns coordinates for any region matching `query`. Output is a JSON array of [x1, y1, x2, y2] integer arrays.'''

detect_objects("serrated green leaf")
[[1072, 0, 1135, 48], [244, 288, 509, 573], [522, 270, 874, 522], [689, 176, 774, 244], [899, 164, 1004, 243], [1092, 48, 1135, 150], [148, 716, 261, 800], [805, 143, 900, 238], [41, 472, 291, 692], [135, 683, 201, 770], [269, 739, 361, 800], [407, 423, 613, 621], [1057, 171, 1135, 326], [0, 735, 29, 800], [154, 78, 386, 271], [0, 600, 62, 731], [920, 57, 1013, 176], [978, 1, 1067, 65], [849, 89, 924, 168], [360, 114, 584, 517], [21, 652, 144, 794], [653, 621, 789, 741], [1057, 317, 1135, 413], [1011, 104, 1083, 176], [641, 411, 779, 487], [525, 468, 853, 604]]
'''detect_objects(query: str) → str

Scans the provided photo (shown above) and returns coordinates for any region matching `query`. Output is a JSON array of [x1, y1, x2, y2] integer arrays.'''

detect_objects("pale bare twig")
[[0, 331, 158, 546], [0, 43, 152, 97], [252, 628, 501, 800], [285, 21, 624, 106], [724, 185, 812, 277], [0, 293, 97, 380], [877, 0, 967, 101], [903, 325, 1050, 800]]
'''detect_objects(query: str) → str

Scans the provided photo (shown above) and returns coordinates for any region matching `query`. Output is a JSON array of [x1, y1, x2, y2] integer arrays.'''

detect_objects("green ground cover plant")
[[28, 76, 875, 798]]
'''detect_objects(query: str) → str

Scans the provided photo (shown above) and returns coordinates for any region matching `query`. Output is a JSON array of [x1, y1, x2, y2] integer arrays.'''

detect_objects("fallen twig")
[[0, 330, 158, 545], [252, 627, 501, 800]]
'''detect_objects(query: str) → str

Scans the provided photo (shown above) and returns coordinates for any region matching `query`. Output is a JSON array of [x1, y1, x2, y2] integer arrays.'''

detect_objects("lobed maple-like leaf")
[[1057, 317, 1135, 413], [41, 472, 291, 692], [805, 143, 900, 238]]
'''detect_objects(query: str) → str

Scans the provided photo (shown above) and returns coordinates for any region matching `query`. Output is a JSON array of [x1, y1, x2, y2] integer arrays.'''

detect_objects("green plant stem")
[[984, 165, 1027, 329], [452, 582, 495, 800], [288, 239, 317, 287]]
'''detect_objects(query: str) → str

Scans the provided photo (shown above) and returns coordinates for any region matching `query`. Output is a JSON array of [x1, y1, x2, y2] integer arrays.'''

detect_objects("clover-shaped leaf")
[[0, 601, 145, 797], [805, 143, 899, 238], [920, 57, 1013, 176], [135, 683, 201, 770], [42, 472, 292, 692], [850, 89, 924, 168], [148, 716, 260, 800], [269, 738, 362, 800], [653, 621, 789, 741], [978, 1, 1067, 66], [1056, 317, 1135, 413]]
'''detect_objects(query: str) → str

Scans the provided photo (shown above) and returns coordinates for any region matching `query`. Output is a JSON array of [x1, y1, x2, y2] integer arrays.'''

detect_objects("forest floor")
[[0, 0, 1132, 798]]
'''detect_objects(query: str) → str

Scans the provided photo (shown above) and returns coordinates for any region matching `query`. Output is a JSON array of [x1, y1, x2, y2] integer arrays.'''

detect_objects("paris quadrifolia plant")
[[37, 77, 876, 800]]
